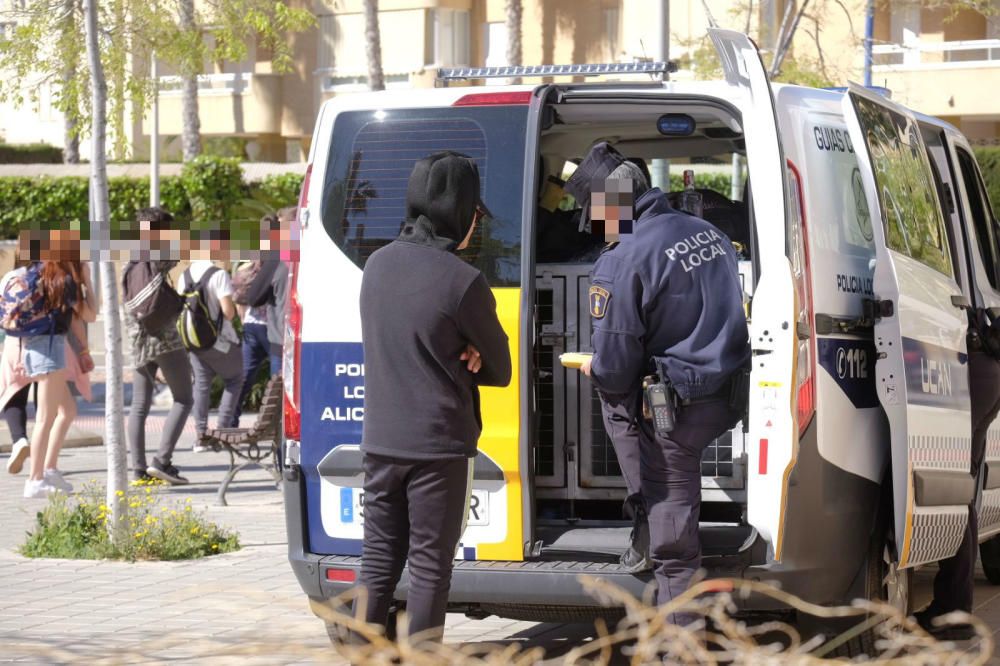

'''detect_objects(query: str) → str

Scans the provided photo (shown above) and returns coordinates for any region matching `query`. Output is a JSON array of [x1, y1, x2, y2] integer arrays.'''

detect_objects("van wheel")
[[827, 529, 910, 658], [980, 535, 1000, 584]]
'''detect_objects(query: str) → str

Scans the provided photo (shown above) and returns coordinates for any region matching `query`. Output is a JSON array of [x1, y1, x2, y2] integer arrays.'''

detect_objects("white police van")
[[281, 29, 1000, 649]]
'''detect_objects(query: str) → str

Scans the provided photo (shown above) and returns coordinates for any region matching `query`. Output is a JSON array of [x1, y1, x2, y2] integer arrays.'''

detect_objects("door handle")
[[951, 294, 971, 310]]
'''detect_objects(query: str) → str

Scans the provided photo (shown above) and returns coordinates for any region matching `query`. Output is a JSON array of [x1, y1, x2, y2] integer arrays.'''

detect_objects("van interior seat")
[[666, 188, 750, 249]]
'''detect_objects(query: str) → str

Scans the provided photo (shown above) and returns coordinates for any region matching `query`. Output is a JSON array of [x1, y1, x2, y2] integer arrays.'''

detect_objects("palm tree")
[[178, 0, 202, 161], [83, 0, 128, 540], [363, 0, 385, 91], [505, 0, 522, 67]]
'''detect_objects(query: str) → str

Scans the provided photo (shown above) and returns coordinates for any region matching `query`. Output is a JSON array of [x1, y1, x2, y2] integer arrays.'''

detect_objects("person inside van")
[[354, 151, 512, 644], [567, 141, 750, 625]]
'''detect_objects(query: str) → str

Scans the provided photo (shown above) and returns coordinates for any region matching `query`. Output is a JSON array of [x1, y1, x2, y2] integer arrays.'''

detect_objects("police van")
[[281, 29, 1000, 647]]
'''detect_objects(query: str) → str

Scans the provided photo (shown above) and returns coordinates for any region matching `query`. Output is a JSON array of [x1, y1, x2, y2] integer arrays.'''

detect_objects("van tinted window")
[[955, 148, 1000, 290], [851, 96, 953, 276], [321, 106, 528, 287]]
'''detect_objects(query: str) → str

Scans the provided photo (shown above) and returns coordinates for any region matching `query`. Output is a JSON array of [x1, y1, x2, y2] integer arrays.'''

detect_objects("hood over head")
[[400, 151, 491, 252]]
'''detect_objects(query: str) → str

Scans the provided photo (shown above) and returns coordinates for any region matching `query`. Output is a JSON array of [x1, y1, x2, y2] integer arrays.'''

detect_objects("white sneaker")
[[6, 437, 29, 475], [23, 478, 56, 499], [43, 469, 74, 493]]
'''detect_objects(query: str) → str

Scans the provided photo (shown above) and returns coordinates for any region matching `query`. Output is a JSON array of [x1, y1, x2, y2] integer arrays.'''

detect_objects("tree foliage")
[[0, 0, 313, 158]]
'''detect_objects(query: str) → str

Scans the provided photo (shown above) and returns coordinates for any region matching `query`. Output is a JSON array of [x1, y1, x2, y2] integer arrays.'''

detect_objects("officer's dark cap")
[[564, 142, 629, 226], [405, 151, 493, 244]]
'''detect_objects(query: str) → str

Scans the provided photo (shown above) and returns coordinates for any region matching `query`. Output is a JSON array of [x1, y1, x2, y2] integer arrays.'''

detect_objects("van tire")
[[980, 535, 1000, 584], [826, 521, 910, 658]]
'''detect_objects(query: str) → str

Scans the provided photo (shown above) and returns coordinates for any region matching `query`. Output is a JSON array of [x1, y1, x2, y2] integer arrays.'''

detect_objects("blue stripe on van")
[[901, 337, 969, 409], [817, 338, 879, 409], [300, 341, 365, 555]]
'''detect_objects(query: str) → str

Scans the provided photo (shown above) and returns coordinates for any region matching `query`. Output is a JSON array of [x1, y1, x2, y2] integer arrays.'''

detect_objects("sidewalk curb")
[[0, 426, 102, 452]]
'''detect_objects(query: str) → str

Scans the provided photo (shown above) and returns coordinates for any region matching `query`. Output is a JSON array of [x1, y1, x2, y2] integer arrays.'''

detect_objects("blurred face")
[[590, 178, 635, 242]]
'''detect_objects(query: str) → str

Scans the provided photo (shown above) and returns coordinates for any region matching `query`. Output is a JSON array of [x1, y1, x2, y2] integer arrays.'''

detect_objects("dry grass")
[[316, 576, 995, 665]]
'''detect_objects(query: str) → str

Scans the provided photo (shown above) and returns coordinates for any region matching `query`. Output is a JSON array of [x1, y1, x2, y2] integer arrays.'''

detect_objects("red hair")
[[39, 261, 82, 312]]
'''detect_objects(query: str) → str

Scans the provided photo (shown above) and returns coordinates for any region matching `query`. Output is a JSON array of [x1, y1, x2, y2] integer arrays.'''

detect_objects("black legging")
[[3, 384, 31, 443]]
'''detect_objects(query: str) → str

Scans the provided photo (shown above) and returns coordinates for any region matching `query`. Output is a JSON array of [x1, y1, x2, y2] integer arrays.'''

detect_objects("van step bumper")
[[317, 553, 750, 609]]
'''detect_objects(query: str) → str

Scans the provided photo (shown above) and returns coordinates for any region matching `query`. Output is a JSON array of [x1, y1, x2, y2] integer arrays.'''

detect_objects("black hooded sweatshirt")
[[359, 152, 512, 460]]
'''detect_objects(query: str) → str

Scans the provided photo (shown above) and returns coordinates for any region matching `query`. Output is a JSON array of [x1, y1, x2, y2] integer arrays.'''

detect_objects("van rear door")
[[708, 29, 798, 559], [842, 85, 974, 568]]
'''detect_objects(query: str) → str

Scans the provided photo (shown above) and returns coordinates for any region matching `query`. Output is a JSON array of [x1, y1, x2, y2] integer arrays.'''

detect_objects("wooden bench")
[[202, 374, 283, 506]]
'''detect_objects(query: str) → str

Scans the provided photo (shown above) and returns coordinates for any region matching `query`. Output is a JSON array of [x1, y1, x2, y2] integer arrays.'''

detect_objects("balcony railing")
[[157, 72, 253, 95], [873, 38, 1000, 69]]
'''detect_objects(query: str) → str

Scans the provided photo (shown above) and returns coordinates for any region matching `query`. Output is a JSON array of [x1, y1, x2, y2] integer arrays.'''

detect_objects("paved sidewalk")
[[0, 425, 568, 664]]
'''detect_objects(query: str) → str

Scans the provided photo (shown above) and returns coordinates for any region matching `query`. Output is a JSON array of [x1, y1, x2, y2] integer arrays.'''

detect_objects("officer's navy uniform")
[[356, 152, 511, 642], [587, 186, 750, 621]]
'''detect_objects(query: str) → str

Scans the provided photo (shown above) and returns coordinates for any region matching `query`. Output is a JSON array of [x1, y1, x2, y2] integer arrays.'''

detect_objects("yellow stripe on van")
[[475, 288, 523, 562]]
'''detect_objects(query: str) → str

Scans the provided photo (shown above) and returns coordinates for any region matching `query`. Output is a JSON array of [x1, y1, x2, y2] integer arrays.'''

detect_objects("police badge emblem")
[[589, 285, 610, 319]]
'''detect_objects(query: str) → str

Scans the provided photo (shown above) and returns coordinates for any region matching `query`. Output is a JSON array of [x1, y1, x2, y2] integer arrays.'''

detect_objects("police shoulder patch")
[[589, 285, 610, 319]]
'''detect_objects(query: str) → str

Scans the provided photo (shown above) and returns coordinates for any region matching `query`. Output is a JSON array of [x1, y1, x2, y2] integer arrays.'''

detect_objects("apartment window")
[[0, 21, 15, 39], [318, 10, 426, 91], [484, 22, 508, 67], [431, 8, 470, 67]]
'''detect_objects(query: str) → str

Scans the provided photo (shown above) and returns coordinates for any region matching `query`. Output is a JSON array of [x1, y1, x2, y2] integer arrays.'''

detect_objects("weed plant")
[[20, 480, 240, 561]]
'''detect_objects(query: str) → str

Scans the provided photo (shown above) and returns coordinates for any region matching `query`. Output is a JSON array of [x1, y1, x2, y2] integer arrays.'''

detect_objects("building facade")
[[2, 0, 999, 161]]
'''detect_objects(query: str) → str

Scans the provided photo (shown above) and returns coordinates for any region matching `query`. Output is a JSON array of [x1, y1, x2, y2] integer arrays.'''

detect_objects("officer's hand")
[[460, 344, 482, 373], [579, 357, 592, 376]]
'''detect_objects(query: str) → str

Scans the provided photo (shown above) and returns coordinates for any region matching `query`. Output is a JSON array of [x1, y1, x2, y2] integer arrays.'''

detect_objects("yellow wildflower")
[[116, 490, 125, 497], [212, 544, 219, 550]]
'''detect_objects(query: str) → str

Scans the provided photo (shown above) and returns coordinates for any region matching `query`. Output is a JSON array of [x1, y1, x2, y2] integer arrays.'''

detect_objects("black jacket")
[[360, 234, 511, 459]]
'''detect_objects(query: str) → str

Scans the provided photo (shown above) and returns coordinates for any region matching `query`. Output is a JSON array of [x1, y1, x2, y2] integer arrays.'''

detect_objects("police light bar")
[[437, 61, 678, 82]]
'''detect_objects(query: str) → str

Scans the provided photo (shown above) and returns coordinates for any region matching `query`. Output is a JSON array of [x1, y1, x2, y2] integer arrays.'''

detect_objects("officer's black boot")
[[619, 508, 653, 573]]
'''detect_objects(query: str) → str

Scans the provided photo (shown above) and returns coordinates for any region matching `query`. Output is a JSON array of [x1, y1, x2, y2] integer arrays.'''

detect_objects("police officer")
[[915, 308, 1000, 639], [566, 142, 750, 622], [354, 151, 512, 644]]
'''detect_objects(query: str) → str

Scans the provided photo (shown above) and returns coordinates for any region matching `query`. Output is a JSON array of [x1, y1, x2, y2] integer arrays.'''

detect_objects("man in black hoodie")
[[355, 151, 512, 643]]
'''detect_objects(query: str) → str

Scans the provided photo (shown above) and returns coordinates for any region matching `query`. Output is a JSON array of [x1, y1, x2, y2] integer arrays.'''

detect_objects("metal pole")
[[150, 53, 160, 207], [651, 0, 670, 191], [864, 0, 874, 87]]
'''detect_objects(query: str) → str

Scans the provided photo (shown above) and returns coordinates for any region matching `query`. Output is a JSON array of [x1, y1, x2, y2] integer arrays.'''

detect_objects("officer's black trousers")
[[601, 391, 739, 623], [354, 453, 469, 643], [933, 351, 1000, 613]]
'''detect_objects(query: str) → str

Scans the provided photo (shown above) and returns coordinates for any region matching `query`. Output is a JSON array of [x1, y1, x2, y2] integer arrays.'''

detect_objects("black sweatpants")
[[601, 390, 739, 623], [933, 351, 1000, 612], [354, 453, 470, 643]]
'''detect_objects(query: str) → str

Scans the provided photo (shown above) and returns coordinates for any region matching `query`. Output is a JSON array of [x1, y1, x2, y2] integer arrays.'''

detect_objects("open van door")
[[842, 84, 974, 569], [708, 29, 799, 559]]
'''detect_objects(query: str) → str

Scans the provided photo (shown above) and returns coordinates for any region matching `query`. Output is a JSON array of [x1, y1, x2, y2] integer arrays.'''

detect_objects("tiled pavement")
[[2, 407, 1000, 663]]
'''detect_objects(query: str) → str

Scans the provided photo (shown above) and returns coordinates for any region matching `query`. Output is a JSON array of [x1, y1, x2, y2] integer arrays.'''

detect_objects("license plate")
[[348, 489, 489, 526]]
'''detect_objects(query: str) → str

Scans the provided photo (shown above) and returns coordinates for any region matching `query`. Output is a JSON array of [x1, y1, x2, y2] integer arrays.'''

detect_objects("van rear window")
[[321, 106, 528, 287]]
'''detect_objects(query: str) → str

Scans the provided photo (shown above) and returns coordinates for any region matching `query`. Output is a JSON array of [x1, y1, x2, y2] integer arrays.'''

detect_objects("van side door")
[[946, 135, 1000, 540], [842, 85, 974, 568]]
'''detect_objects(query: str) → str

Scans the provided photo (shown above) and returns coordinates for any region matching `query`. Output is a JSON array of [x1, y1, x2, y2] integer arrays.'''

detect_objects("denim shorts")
[[20, 334, 67, 377]]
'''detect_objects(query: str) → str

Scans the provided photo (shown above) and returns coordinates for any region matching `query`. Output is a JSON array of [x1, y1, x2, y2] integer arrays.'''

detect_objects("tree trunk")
[[61, 0, 79, 164], [505, 0, 522, 67], [363, 0, 385, 91], [179, 0, 201, 161], [62, 92, 79, 164], [83, 0, 128, 542]]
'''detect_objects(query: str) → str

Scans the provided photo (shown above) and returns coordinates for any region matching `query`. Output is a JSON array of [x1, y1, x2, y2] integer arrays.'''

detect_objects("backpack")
[[0, 264, 58, 337], [122, 262, 183, 335], [177, 266, 223, 352], [232, 260, 278, 308]]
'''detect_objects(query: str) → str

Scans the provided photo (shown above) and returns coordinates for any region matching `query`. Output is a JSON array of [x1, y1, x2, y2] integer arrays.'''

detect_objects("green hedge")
[[974, 147, 1000, 213], [0, 143, 63, 164], [0, 156, 304, 241]]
